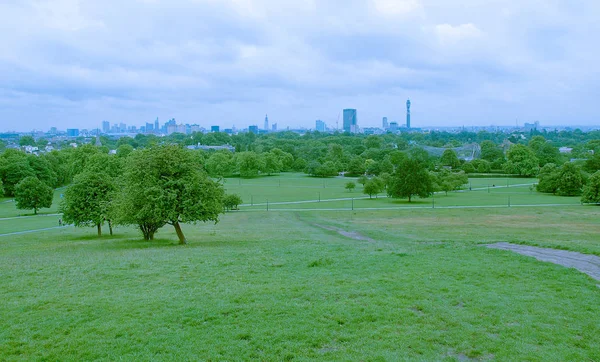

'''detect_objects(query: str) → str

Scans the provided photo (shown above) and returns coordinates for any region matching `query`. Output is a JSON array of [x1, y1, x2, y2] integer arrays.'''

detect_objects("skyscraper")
[[406, 99, 411, 129], [154, 118, 159, 134], [264, 114, 269, 131], [382, 117, 388, 129], [315, 120, 325, 132], [102, 121, 110, 133], [343, 109, 357, 133]]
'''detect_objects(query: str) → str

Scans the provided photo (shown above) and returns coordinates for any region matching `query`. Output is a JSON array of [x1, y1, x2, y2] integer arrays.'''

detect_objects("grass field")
[[1, 173, 599, 360]]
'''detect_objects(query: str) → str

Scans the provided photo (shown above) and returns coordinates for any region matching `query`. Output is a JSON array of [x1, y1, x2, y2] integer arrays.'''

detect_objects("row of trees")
[[60, 145, 224, 244]]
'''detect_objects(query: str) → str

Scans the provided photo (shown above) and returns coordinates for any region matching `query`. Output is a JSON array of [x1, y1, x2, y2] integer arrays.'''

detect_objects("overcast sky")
[[1, 0, 599, 132]]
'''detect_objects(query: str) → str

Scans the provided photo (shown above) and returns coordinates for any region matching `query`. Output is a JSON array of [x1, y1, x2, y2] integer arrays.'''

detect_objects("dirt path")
[[486, 242, 600, 281], [313, 223, 376, 242]]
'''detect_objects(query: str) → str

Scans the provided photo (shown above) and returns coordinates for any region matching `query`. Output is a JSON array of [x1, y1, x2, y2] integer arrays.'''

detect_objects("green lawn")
[[1, 173, 599, 360]]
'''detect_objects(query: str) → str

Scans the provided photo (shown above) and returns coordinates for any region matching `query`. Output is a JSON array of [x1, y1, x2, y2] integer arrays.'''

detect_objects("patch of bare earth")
[[486, 242, 600, 282], [313, 224, 375, 242]]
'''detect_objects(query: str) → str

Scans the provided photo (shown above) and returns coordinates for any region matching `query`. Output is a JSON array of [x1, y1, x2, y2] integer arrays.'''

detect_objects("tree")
[[480, 140, 505, 168], [581, 171, 600, 204], [357, 175, 368, 186], [117, 145, 224, 244], [431, 169, 468, 195], [60, 171, 116, 236], [223, 194, 243, 211], [440, 149, 460, 169], [555, 162, 585, 196], [345, 181, 356, 192], [0, 150, 35, 196], [346, 157, 366, 176], [205, 152, 235, 178], [262, 152, 283, 175], [116, 144, 134, 158], [363, 177, 385, 199], [316, 161, 338, 177], [388, 158, 433, 202], [536, 163, 559, 194], [236, 151, 264, 178], [0, 178, 4, 196], [14, 177, 53, 215], [19, 135, 36, 147], [503, 144, 539, 176]]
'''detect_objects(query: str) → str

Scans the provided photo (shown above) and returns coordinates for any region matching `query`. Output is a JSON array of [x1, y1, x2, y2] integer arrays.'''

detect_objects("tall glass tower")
[[406, 99, 411, 129], [343, 109, 357, 133]]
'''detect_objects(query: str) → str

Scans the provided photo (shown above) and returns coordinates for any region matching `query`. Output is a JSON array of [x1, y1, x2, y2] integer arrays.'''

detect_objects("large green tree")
[[60, 171, 116, 236], [14, 177, 53, 215], [388, 158, 433, 202], [440, 149, 460, 169], [581, 171, 600, 204], [117, 145, 224, 244], [503, 144, 539, 176]]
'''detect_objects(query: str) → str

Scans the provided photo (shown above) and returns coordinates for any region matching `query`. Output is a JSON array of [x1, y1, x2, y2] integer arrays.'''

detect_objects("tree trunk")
[[97, 223, 102, 237], [174, 221, 187, 245], [108, 220, 113, 236], [34, 207, 37, 215], [408, 195, 412, 202]]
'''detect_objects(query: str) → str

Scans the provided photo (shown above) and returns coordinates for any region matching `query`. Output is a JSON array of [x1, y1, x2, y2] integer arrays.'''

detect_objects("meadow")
[[1, 173, 599, 361]]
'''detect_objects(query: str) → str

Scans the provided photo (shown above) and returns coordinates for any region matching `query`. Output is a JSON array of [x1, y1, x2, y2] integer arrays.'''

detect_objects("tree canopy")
[[388, 158, 433, 202], [116, 145, 224, 244], [14, 176, 53, 215]]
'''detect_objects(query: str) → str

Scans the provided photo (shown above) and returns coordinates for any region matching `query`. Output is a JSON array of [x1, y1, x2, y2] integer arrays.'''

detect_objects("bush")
[[223, 194, 243, 211]]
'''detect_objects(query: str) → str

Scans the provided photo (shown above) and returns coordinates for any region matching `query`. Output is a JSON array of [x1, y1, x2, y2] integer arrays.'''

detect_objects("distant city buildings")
[[66, 129, 79, 137], [343, 109, 357, 133], [264, 114, 269, 131], [249, 125, 259, 134], [102, 121, 110, 133], [315, 120, 325, 132], [272, 123, 277, 132], [382, 117, 388, 129], [211, 125, 220, 132]]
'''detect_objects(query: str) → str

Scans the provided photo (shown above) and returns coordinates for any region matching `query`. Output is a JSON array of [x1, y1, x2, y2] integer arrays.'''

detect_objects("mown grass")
[[1, 173, 599, 360]]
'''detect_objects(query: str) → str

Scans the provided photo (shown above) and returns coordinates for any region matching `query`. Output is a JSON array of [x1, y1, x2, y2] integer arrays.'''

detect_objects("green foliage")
[[536, 163, 559, 194], [581, 171, 600, 204], [461, 162, 476, 174], [236, 151, 264, 178], [18, 135, 36, 147], [0, 178, 3, 196], [346, 157, 366, 176], [431, 169, 469, 195], [117, 145, 224, 244], [537, 162, 585, 196], [503, 144, 539, 176], [388, 158, 433, 202], [345, 181, 356, 192], [440, 149, 461, 169], [206, 152, 235, 178], [480, 140, 505, 166], [583, 154, 600, 173], [14, 176, 53, 214], [555, 162, 585, 196], [0, 150, 35, 196], [363, 177, 385, 198], [116, 144, 134, 158], [357, 175, 368, 186], [262, 152, 283, 175], [223, 194, 243, 211], [60, 171, 116, 236]]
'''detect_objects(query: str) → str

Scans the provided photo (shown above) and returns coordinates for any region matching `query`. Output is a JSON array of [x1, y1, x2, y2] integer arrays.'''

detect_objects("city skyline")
[[1, 1, 599, 132]]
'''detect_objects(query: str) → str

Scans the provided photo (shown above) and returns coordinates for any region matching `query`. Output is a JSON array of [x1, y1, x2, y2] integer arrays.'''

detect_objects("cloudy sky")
[[1, 0, 599, 132]]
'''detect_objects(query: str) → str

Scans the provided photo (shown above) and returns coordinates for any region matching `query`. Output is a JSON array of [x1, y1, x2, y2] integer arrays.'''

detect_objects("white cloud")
[[371, 0, 421, 16], [434, 23, 484, 46]]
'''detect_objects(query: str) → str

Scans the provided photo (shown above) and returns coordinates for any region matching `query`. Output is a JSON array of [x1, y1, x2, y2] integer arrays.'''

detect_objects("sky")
[[1, 0, 599, 132]]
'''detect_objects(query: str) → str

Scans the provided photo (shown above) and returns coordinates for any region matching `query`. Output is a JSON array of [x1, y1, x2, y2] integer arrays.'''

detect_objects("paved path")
[[0, 225, 69, 237], [0, 213, 62, 221], [486, 242, 600, 281]]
